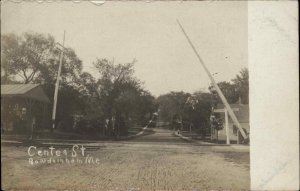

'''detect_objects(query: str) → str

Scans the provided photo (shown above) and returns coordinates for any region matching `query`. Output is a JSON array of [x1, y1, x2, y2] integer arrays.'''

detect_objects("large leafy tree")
[[1, 32, 157, 135], [1, 32, 87, 132], [183, 91, 212, 136], [157, 91, 191, 128], [157, 91, 211, 135], [232, 68, 249, 104], [1, 33, 55, 84], [93, 59, 139, 117], [216, 81, 239, 104], [92, 58, 156, 136], [1, 32, 83, 86], [135, 90, 157, 125], [209, 68, 249, 105]]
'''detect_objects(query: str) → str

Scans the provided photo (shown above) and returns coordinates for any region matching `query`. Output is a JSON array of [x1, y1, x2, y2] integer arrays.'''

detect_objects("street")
[[1, 127, 250, 190]]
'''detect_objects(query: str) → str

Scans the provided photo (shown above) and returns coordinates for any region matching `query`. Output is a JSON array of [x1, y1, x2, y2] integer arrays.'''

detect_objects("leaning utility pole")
[[176, 19, 248, 140], [52, 31, 66, 129]]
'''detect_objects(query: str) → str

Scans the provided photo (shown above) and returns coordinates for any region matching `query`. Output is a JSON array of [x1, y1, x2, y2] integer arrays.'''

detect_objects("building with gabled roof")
[[1, 84, 50, 137], [1, 84, 50, 103], [212, 102, 249, 144]]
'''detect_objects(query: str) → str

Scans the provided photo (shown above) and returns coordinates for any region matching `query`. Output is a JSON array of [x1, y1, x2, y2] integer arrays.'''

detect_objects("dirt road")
[[1, 127, 250, 190]]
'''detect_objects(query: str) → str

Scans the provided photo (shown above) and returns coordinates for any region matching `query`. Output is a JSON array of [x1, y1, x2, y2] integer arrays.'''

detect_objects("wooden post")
[[237, 129, 240, 144], [42, 103, 47, 131], [52, 31, 66, 129], [210, 125, 214, 141], [26, 99, 35, 140], [225, 108, 230, 144], [180, 115, 183, 131]]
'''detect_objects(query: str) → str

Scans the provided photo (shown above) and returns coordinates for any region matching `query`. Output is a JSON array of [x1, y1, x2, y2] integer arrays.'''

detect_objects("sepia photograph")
[[1, 1, 298, 190]]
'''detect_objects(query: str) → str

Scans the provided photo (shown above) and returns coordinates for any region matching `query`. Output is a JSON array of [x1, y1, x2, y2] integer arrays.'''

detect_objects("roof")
[[213, 103, 249, 123], [1, 84, 50, 103], [1, 84, 40, 95]]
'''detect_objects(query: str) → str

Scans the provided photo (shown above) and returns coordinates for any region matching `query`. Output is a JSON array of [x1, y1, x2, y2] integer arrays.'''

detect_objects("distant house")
[[212, 102, 249, 143], [1, 84, 50, 136]]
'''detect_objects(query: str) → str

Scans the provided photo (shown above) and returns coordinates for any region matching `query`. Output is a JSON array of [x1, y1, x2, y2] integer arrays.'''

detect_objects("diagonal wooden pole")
[[176, 19, 248, 139], [52, 31, 66, 129]]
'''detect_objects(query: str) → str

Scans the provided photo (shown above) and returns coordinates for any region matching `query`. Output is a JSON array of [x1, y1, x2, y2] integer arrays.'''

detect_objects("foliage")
[[1, 32, 157, 136], [1, 31, 248, 139], [209, 68, 249, 105], [157, 91, 190, 123], [232, 68, 249, 104], [1, 32, 86, 132], [1, 32, 83, 86], [89, 58, 157, 136], [183, 91, 212, 136], [1, 33, 55, 84], [216, 81, 239, 104], [157, 91, 211, 136]]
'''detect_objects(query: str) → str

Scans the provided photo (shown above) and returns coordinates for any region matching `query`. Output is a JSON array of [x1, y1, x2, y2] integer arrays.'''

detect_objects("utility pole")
[[52, 31, 66, 129], [177, 19, 248, 140]]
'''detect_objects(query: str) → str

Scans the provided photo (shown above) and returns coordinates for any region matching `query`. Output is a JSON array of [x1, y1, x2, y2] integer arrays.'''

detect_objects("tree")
[[157, 91, 191, 129], [1, 34, 18, 84], [135, 90, 157, 125], [92, 58, 155, 136], [1, 32, 83, 86], [1, 33, 55, 84], [183, 91, 212, 137], [1, 32, 88, 132], [156, 90, 212, 137], [232, 68, 249, 104], [1, 32, 157, 136], [214, 81, 239, 104], [208, 68, 249, 105]]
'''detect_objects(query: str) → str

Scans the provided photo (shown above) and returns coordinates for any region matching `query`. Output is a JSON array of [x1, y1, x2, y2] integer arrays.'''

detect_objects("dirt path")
[[1, 127, 250, 190]]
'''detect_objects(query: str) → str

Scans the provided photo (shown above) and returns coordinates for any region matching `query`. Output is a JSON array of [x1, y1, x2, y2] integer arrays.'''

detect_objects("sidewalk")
[[1, 126, 148, 146], [174, 131, 250, 151], [174, 131, 214, 145]]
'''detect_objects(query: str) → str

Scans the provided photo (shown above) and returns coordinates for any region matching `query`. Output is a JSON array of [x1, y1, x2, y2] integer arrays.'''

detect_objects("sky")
[[1, 1, 247, 97]]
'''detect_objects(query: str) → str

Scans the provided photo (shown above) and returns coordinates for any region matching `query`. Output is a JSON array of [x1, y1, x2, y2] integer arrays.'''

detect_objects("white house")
[[211, 103, 249, 144]]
